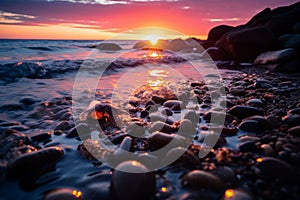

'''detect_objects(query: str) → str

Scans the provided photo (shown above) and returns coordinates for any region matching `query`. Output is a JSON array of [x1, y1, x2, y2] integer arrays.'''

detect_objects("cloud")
[[47, 0, 129, 4], [208, 18, 240, 22], [0, 10, 36, 24]]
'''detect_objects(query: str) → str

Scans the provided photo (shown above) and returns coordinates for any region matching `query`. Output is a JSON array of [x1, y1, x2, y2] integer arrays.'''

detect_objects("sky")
[[0, 0, 299, 40]]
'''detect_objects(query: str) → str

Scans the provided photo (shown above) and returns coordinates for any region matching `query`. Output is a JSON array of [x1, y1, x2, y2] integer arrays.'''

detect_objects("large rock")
[[207, 25, 235, 42], [293, 22, 300, 33], [275, 59, 300, 73], [203, 47, 230, 61], [245, 8, 272, 27], [254, 48, 298, 65], [216, 26, 276, 62], [277, 34, 300, 49]]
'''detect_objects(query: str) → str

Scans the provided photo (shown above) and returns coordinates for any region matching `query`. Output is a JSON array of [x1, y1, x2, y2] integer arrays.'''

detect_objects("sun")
[[144, 34, 161, 45]]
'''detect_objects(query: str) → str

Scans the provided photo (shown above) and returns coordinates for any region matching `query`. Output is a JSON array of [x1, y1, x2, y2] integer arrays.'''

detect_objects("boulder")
[[275, 59, 300, 73], [277, 34, 300, 49], [216, 26, 276, 62], [293, 22, 300, 33], [254, 48, 298, 65], [207, 25, 235, 42], [203, 47, 230, 61]]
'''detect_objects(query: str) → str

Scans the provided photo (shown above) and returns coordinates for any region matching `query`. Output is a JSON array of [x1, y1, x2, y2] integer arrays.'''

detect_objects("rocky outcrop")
[[204, 2, 300, 73]]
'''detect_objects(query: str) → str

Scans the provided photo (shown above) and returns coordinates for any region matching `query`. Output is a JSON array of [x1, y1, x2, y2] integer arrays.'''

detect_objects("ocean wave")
[[26, 46, 53, 51]]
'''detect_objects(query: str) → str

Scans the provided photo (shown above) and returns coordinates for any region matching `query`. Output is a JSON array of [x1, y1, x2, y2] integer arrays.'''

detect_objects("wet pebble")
[[213, 166, 237, 188], [184, 110, 200, 124], [222, 189, 253, 200], [151, 95, 166, 104], [238, 120, 259, 133], [161, 108, 173, 116], [229, 106, 263, 119], [287, 125, 300, 136], [246, 98, 263, 107], [54, 121, 71, 132], [282, 114, 300, 128], [67, 123, 90, 138], [163, 100, 185, 111], [6, 146, 64, 177], [44, 188, 82, 200], [127, 122, 145, 137], [148, 132, 189, 151], [148, 113, 173, 124], [181, 170, 224, 191], [29, 131, 52, 142], [165, 147, 200, 166], [149, 121, 173, 134], [111, 161, 156, 200], [238, 141, 258, 152], [260, 144, 274, 156]]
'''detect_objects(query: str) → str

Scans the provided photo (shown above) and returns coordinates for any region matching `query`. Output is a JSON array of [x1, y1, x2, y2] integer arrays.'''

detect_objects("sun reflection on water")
[[147, 69, 168, 90]]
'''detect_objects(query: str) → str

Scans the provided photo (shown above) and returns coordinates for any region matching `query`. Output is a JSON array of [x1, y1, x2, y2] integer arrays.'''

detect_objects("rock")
[[203, 47, 229, 61], [245, 7, 271, 27], [6, 146, 64, 177], [148, 132, 189, 151], [203, 111, 232, 124], [246, 99, 264, 107], [208, 25, 235, 42], [29, 131, 52, 142], [254, 48, 298, 65], [127, 122, 145, 137], [163, 100, 185, 111], [167, 38, 190, 51], [54, 121, 71, 132], [149, 121, 173, 134], [288, 108, 300, 115], [244, 116, 271, 130], [275, 59, 300, 73], [238, 120, 259, 132], [161, 108, 173, 116], [198, 40, 216, 49], [151, 95, 166, 104], [219, 100, 235, 108], [140, 110, 149, 118], [222, 189, 253, 200], [44, 188, 82, 200], [148, 113, 173, 124], [166, 147, 200, 166], [229, 106, 264, 119], [287, 126, 300, 136], [216, 26, 276, 62], [213, 166, 237, 188], [181, 170, 224, 191], [282, 114, 300, 127], [238, 141, 258, 153], [260, 144, 274, 156], [178, 119, 197, 139], [277, 34, 300, 49], [257, 157, 295, 182], [294, 22, 300, 33], [111, 161, 156, 200], [96, 43, 122, 51], [67, 123, 90, 138], [184, 110, 200, 124]]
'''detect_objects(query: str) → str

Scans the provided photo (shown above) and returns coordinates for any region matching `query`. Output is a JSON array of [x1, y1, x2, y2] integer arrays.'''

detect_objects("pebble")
[[67, 123, 90, 138], [148, 132, 189, 151], [287, 125, 300, 136], [127, 122, 145, 137], [203, 111, 232, 123], [257, 157, 295, 182], [149, 121, 173, 134], [260, 144, 274, 156], [213, 166, 237, 188], [140, 110, 149, 118], [29, 131, 52, 142], [6, 146, 64, 177], [178, 119, 197, 138], [222, 189, 253, 200], [111, 161, 156, 200], [55, 121, 71, 132], [163, 100, 185, 111], [246, 98, 264, 107], [165, 147, 200, 166], [161, 108, 173, 116], [229, 106, 264, 119], [148, 113, 173, 124], [238, 120, 259, 132], [282, 114, 300, 128], [151, 95, 166, 104], [183, 110, 200, 124], [238, 141, 258, 152], [181, 170, 224, 191], [219, 99, 235, 108], [44, 188, 83, 200]]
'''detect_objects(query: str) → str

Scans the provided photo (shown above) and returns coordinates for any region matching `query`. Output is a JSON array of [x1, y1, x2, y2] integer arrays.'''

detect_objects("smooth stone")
[[112, 137, 133, 162], [181, 170, 224, 191], [282, 114, 300, 128], [238, 120, 259, 133], [146, 105, 158, 113], [67, 123, 90, 138], [244, 116, 270, 130], [246, 99, 264, 107], [238, 135, 260, 143], [238, 141, 257, 153], [260, 144, 274, 156], [148, 113, 173, 124], [148, 132, 189, 151], [287, 125, 300, 136], [127, 122, 145, 137], [288, 108, 300, 115], [213, 166, 237, 188], [145, 100, 155, 107], [151, 95, 166, 104], [54, 121, 71, 132], [294, 22, 300, 33], [111, 161, 156, 200], [161, 108, 173, 116], [6, 146, 64, 177], [229, 106, 263, 119], [178, 119, 197, 138], [165, 147, 200, 166], [254, 48, 298, 65], [203, 111, 232, 124], [257, 157, 295, 182], [149, 121, 173, 134], [219, 99, 235, 108], [278, 34, 300, 49], [29, 131, 52, 142], [184, 110, 200, 124], [163, 100, 185, 112], [140, 110, 149, 118], [44, 188, 82, 200], [222, 189, 253, 200], [275, 59, 300, 73]]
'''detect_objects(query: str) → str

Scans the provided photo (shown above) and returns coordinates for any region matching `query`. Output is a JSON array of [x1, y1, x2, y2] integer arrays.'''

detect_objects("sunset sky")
[[0, 0, 298, 40]]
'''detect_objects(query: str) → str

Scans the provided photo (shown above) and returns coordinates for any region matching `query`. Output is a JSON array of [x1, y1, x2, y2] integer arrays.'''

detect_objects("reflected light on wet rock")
[[161, 187, 167, 193], [225, 189, 234, 198], [256, 157, 263, 163], [72, 190, 82, 198], [131, 160, 140, 166]]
